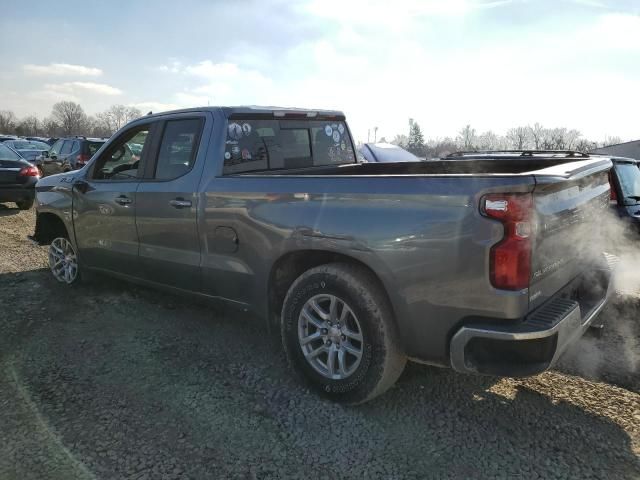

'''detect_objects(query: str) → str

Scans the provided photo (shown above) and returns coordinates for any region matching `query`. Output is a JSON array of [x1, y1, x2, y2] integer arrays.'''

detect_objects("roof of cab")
[[141, 105, 345, 120]]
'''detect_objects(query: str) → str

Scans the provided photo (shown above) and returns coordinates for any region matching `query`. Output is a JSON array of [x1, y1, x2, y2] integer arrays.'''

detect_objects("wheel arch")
[[267, 250, 397, 328], [33, 211, 69, 244]]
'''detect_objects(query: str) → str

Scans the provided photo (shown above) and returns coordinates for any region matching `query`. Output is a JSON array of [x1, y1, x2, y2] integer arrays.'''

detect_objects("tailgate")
[[529, 158, 612, 309]]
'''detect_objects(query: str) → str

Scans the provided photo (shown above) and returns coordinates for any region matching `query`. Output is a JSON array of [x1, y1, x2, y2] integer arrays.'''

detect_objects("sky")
[[0, 0, 638, 143]]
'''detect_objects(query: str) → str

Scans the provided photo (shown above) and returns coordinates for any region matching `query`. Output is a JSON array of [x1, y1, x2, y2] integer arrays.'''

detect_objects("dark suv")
[[38, 136, 106, 176], [607, 156, 640, 234]]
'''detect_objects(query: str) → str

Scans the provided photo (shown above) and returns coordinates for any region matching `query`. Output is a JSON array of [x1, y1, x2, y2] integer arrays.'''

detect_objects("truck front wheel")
[[281, 263, 406, 404], [48, 237, 80, 284]]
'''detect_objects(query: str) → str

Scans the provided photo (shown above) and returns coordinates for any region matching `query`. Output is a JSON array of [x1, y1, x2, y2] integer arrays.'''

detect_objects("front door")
[[135, 115, 207, 292], [72, 123, 153, 277]]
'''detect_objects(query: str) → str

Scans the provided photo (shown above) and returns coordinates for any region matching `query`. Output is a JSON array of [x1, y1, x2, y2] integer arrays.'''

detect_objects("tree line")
[[0, 102, 143, 138], [389, 119, 623, 158]]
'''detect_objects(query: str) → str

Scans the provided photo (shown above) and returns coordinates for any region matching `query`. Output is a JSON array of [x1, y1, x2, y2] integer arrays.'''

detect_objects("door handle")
[[115, 196, 132, 206], [169, 198, 192, 209]]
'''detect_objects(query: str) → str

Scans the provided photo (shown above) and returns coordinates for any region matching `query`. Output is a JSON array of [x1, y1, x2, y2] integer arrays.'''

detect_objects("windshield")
[[366, 143, 420, 163], [0, 143, 22, 160], [616, 162, 640, 203]]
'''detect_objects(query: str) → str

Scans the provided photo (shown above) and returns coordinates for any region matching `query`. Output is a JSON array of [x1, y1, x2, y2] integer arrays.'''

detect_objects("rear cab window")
[[223, 118, 356, 174]]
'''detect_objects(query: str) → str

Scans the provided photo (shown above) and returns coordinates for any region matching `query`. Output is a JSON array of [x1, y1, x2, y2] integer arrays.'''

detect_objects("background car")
[[358, 142, 420, 163], [3, 139, 50, 162], [0, 143, 39, 210], [607, 156, 640, 234], [0, 135, 18, 142], [38, 136, 106, 176]]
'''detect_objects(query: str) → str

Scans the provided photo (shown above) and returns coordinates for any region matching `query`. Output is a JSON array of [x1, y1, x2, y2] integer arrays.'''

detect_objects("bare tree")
[[86, 115, 112, 138], [476, 131, 503, 150], [98, 104, 142, 133], [529, 123, 544, 149], [506, 126, 530, 149], [565, 129, 581, 149], [575, 139, 597, 152], [15, 116, 41, 136], [0, 110, 17, 133], [426, 137, 458, 159], [457, 125, 477, 150], [42, 117, 61, 137], [51, 101, 87, 136], [600, 136, 622, 147], [391, 134, 408, 148]]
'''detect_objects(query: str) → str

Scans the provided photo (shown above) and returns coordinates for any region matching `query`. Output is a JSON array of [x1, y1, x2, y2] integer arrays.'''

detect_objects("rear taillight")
[[608, 171, 617, 202], [19, 166, 40, 177], [76, 153, 90, 166], [481, 193, 533, 291]]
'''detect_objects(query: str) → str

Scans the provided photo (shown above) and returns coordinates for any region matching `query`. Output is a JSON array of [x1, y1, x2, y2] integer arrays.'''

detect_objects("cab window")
[[91, 127, 150, 181], [154, 119, 203, 180], [222, 119, 355, 174]]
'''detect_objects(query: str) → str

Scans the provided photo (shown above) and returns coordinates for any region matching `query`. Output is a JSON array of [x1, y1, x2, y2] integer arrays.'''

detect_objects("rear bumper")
[[0, 186, 35, 202], [450, 257, 617, 376]]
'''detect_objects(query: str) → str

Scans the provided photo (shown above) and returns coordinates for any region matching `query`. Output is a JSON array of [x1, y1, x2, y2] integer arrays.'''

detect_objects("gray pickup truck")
[[33, 107, 615, 403]]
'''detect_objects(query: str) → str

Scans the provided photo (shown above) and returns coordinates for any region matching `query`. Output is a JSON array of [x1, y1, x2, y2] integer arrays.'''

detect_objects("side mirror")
[[43, 151, 49, 158]]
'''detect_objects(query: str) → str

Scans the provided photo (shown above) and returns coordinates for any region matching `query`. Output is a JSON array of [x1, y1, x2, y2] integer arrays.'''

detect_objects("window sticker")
[[228, 123, 243, 141], [332, 130, 341, 143], [242, 123, 252, 136], [224, 151, 231, 160], [241, 148, 252, 160], [338, 124, 345, 135], [324, 125, 333, 137]]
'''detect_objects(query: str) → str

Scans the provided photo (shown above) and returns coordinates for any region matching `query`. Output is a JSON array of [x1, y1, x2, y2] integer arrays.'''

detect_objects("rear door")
[[134, 113, 209, 291], [72, 123, 155, 276]]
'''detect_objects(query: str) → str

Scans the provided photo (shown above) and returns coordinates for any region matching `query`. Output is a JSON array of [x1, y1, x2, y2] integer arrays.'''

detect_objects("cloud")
[[23, 63, 103, 76], [302, 0, 513, 26], [128, 101, 180, 113], [45, 82, 122, 96], [159, 59, 272, 107]]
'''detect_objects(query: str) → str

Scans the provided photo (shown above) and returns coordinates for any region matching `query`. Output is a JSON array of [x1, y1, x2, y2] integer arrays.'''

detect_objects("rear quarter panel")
[[198, 169, 535, 364]]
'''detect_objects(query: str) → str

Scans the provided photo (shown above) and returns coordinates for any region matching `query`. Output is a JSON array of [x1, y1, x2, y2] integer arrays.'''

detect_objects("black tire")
[[16, 198, 34, 210], [281, 262, 406, 404]]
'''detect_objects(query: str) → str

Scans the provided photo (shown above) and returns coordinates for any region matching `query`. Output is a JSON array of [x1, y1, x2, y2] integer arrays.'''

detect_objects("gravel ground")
[[0, 204, 639, 480]]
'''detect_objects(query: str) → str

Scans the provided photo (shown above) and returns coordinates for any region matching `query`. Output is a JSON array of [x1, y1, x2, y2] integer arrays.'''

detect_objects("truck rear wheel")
[[281, 263, 406, 404]]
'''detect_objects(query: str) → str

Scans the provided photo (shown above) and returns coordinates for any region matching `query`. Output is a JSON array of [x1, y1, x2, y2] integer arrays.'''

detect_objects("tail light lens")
[[481, 193, 533, 291], [19, 166, 40, 177], [76, 153, 90, 166]]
